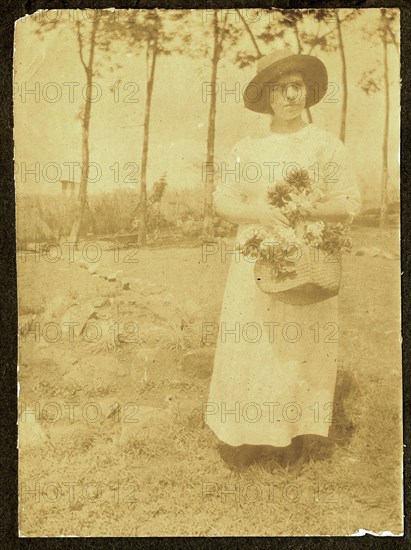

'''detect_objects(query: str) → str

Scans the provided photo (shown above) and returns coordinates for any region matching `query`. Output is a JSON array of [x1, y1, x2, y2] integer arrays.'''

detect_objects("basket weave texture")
[[255, 243, 342, 305]]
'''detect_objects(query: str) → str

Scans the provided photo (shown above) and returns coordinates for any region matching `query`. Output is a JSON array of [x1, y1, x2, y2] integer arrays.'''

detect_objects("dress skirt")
[[205, 233, 339, 447]]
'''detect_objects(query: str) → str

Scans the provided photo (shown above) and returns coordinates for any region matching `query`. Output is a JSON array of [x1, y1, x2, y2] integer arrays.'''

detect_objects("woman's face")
[[268, 71, 307, 120]]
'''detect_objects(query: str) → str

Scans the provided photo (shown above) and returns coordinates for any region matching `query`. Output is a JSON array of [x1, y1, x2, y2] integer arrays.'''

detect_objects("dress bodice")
[[214, 124, 361, 220]]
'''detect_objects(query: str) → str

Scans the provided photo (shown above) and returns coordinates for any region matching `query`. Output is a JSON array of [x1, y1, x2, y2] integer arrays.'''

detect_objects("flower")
[[306, 221, 325, 239], [276, 225, 299, 243], [303, 221, 352, 252], [282, 192, 313, 222], [242, 241, 260, 260], [267, 169, 318, 225], [240, 221, 303, 279], [322, 223, 352, 252], [267, 182, 292, 208], [282, 200, 298, 217], [238, 226, 266, 246], [285, 168, 311, 190]]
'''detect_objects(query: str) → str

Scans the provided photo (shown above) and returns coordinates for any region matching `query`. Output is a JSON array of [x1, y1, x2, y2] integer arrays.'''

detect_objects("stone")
[[44, 295, 70, 319], [88, 263, 99, 275], [62, 355, 129, 386], [354, 246, 381, 257], [60, 305, 97, 340], [122, 279, 131, 290], [94, 297, 111, 308], [181, 348, 215, 379]]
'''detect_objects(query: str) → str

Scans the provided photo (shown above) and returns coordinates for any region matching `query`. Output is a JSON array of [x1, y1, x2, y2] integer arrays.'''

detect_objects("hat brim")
[[243, 54, 328, 114]]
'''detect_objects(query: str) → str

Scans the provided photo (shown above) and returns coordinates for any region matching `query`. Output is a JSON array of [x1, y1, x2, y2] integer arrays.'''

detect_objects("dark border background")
[[1, 1, 409, 548]]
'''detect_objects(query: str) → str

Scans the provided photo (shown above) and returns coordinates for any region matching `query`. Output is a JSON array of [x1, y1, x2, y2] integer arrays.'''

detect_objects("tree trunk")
[[203, 12, 220, 242], [380, 11, 390, 230], [69, 18, 99, 243], [138, 34, 159, 247], [336, 10, 348, 143], [294, 25, 312, 123]]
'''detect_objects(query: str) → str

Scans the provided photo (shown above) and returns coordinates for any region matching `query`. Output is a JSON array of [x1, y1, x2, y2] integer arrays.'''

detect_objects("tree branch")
[[76, 21, 88, 75], [386, 23, 399, 55], [308, 13, 352, 52], [294, 23, 302, 54], [216, 11, 228, 52], [307, 20, 323, 55], [236, 9, 262, 58]]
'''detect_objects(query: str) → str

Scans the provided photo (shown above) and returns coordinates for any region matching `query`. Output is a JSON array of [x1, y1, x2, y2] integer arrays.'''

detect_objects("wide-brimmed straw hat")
[[243, 48, 328, 114]]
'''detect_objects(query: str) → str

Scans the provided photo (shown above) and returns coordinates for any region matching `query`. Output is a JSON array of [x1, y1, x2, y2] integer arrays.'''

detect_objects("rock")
[[146, 282, 167, 295], [354, 246, 381, 257], [88, 263, 99, 275], [119, 277, 140, 291], [20, 343, 78, 369], [64, 355, 129, 386], [94, 297, 111, 308], [99, 288, 118, 299], [122, 279, 131, 290], [163, 293, 175, 305], [60, 305, 97, 340], [381, 250, 400, 260], [43, 419, 90, 447], [44, 295, 70, 319], [107, 273, 117, 282], [181, 348, 215, 379], [117, 394, 178, 446], [354, 246, 400, 259]]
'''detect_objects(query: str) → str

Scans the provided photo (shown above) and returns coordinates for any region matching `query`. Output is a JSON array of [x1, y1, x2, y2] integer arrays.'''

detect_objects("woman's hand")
[[260, 205, 290, 227]]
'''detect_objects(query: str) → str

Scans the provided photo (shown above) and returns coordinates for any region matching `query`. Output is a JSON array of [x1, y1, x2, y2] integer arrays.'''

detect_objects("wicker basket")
[[255, 242, 342, 305]]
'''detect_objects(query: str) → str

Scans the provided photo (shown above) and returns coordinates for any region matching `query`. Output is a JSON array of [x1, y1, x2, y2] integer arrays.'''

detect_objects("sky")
[[13, 8, 400, 205]]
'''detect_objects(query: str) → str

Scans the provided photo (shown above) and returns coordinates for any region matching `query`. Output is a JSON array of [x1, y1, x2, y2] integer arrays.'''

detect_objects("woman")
[[205, 49, 362, 474]]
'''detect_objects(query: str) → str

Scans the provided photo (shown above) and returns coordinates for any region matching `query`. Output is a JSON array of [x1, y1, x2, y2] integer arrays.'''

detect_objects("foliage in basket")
[[241, 226, 302, 279], [240, 167, 352, 275]]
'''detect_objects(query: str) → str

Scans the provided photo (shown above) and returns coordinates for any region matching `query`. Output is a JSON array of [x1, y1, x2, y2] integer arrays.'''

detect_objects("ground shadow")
[[328, 367, 359, 448]]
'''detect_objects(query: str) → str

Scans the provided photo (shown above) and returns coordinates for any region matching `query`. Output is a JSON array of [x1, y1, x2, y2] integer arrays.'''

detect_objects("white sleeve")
[[213, 143, 270, 225], [320, 138, 362, 219]]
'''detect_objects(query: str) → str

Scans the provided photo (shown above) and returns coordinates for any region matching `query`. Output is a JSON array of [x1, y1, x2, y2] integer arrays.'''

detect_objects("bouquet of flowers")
[[242, 167, 351, 258], [240, 225, 301, 280], [267, 167, 351, 250], [240, 167, 350, 304]]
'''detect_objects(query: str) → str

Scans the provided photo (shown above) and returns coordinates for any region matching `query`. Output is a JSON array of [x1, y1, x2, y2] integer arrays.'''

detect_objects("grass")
[[18, 226, 403, 536]]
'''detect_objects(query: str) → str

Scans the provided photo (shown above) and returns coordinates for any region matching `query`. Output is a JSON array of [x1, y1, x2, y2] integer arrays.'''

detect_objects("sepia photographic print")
[[14, 7, 402, 537]]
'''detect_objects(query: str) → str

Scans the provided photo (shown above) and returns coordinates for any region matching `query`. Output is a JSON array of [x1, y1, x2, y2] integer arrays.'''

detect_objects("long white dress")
[[205, 123, 361, 447]]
